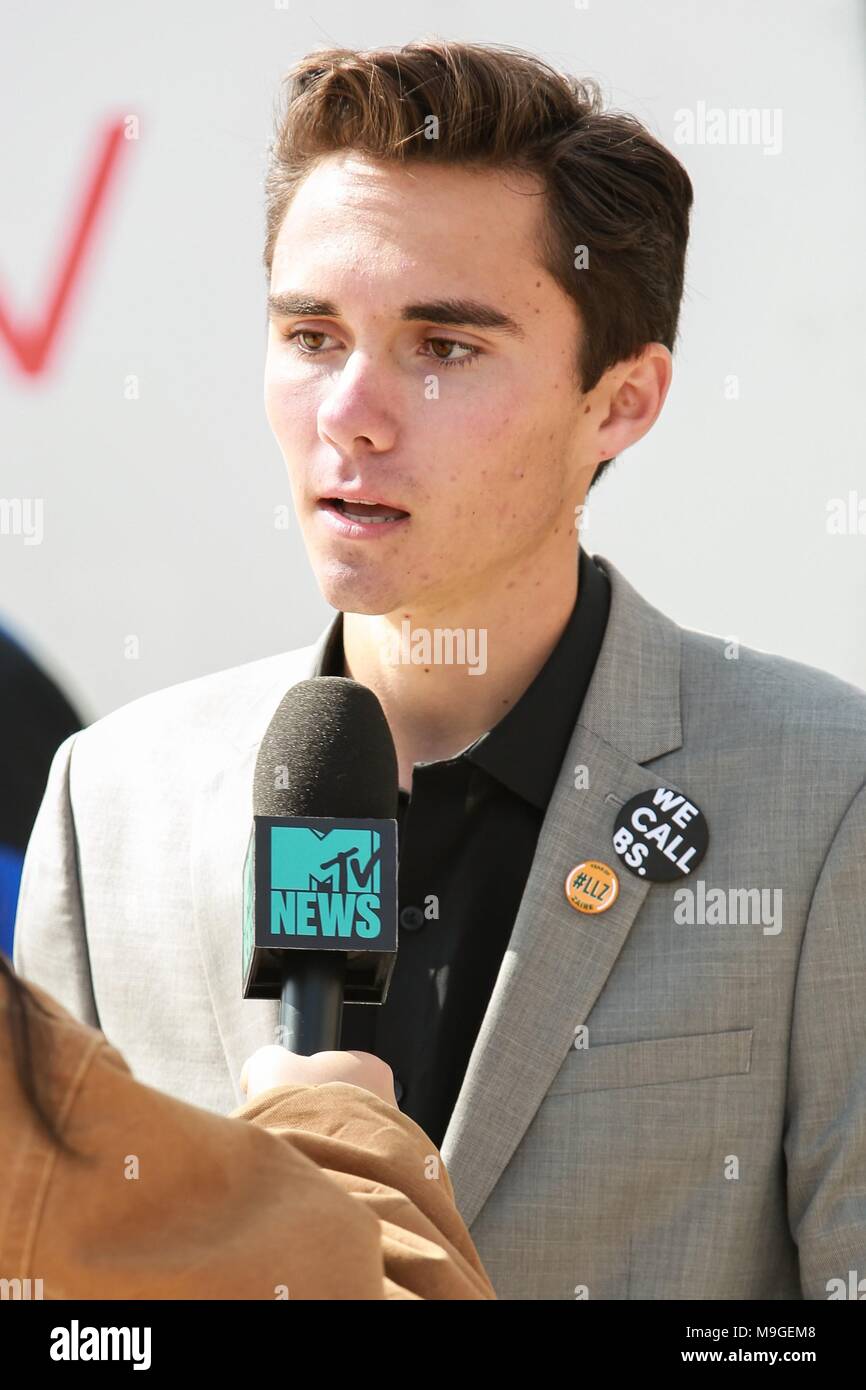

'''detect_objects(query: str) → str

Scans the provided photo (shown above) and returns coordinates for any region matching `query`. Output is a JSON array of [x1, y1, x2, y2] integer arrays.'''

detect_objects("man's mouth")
[[321, 497, 411, 524]]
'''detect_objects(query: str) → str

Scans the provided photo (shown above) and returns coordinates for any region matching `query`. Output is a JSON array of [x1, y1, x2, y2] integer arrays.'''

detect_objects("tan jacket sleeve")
[[16, 1034, 495, 1300], [230, 1083, 496, 1300]]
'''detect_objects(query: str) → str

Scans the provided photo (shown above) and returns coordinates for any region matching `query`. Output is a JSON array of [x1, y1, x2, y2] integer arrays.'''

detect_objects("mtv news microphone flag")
[[243, 678, 399, 1053]]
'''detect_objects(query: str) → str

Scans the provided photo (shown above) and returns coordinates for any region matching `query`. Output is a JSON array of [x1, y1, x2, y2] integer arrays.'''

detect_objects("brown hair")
[[1, 954, 85, 1157], [262, 38, 693, 490]]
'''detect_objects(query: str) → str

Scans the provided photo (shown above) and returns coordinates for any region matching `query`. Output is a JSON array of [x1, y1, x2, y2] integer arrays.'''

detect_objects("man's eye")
[[284, 329, 334, 353], [424, 338, 481, 369]]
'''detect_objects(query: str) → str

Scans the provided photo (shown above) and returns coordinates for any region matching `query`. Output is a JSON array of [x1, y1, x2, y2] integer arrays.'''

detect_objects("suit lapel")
[[439, 555, 685, 1225]]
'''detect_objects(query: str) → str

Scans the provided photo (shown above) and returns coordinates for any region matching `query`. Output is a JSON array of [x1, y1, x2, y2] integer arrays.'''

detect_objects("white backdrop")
[[2, 0, 864, 725]]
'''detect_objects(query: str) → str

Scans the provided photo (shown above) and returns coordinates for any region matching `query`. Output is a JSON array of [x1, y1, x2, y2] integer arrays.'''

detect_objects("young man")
[[14, 40, 866, 1299]]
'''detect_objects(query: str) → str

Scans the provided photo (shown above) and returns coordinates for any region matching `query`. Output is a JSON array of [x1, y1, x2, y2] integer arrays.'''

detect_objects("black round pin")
[[612, 786, 709, 882]]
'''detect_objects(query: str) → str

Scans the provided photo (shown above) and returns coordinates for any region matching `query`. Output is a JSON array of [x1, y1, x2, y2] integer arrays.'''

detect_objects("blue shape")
[[0, 844, 25, 960]]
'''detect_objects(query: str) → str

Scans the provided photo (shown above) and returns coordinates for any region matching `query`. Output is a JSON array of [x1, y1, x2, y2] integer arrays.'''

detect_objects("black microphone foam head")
[[253, 676, 398, 820]]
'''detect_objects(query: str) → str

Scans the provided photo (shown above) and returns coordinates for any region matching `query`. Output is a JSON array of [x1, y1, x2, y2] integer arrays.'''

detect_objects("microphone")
[[242, 677, 399, 1055]]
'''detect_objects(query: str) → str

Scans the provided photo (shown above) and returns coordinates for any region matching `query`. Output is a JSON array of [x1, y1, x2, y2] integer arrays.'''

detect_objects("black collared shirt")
[[315, 547, 611, 1148]]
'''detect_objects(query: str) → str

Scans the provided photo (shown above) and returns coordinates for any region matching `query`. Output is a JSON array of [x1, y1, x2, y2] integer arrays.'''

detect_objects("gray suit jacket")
[[13, 554, 866, 1299]]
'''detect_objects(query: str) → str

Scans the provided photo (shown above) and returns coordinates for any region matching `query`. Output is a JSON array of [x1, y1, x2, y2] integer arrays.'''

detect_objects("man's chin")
[[313, 561, 407, 618]]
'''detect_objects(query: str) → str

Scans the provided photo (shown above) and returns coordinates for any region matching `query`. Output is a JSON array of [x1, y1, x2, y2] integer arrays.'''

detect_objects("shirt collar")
[[315, 606, 348, 680], [314, 545, 611, 812]]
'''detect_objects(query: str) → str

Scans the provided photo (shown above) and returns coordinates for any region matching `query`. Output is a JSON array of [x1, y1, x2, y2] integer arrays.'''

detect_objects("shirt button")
[[394, 1075, 405, 1104], [399, 904, 425, 932]]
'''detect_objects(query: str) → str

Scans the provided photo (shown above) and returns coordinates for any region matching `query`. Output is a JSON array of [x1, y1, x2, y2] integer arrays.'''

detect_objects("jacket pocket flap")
[[546, 1027, 754, 1096]]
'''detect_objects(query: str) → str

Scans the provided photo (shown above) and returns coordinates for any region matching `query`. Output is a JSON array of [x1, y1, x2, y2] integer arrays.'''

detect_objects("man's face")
[[264, 152, 593, 617]]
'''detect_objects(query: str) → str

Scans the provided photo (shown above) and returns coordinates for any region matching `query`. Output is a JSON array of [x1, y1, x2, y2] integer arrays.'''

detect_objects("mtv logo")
[[270, 826, 382, 896], [243, 814, 398, 999]]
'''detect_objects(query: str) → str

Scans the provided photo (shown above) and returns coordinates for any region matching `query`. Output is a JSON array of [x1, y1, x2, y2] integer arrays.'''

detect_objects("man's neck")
[[341, 547, 581, 793]]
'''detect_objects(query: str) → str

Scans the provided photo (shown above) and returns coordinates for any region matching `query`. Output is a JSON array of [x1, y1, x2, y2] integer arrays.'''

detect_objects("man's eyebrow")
[[266, 291, 525, 338]]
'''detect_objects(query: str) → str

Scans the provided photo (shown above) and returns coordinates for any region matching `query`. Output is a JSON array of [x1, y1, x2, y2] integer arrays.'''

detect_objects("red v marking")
[[0, 118, 130, 377]]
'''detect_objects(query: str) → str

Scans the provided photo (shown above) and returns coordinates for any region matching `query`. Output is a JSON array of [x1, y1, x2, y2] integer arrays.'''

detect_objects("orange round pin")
[[565, 860, 620, 914]]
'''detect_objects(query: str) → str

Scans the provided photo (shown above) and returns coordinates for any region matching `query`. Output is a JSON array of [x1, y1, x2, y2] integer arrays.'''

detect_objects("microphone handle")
[[278, 953, 346, 1054]]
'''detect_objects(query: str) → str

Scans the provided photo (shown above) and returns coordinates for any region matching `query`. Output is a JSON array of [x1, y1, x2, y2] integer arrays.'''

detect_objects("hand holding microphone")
[[240, 1045, 398, 1106]]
